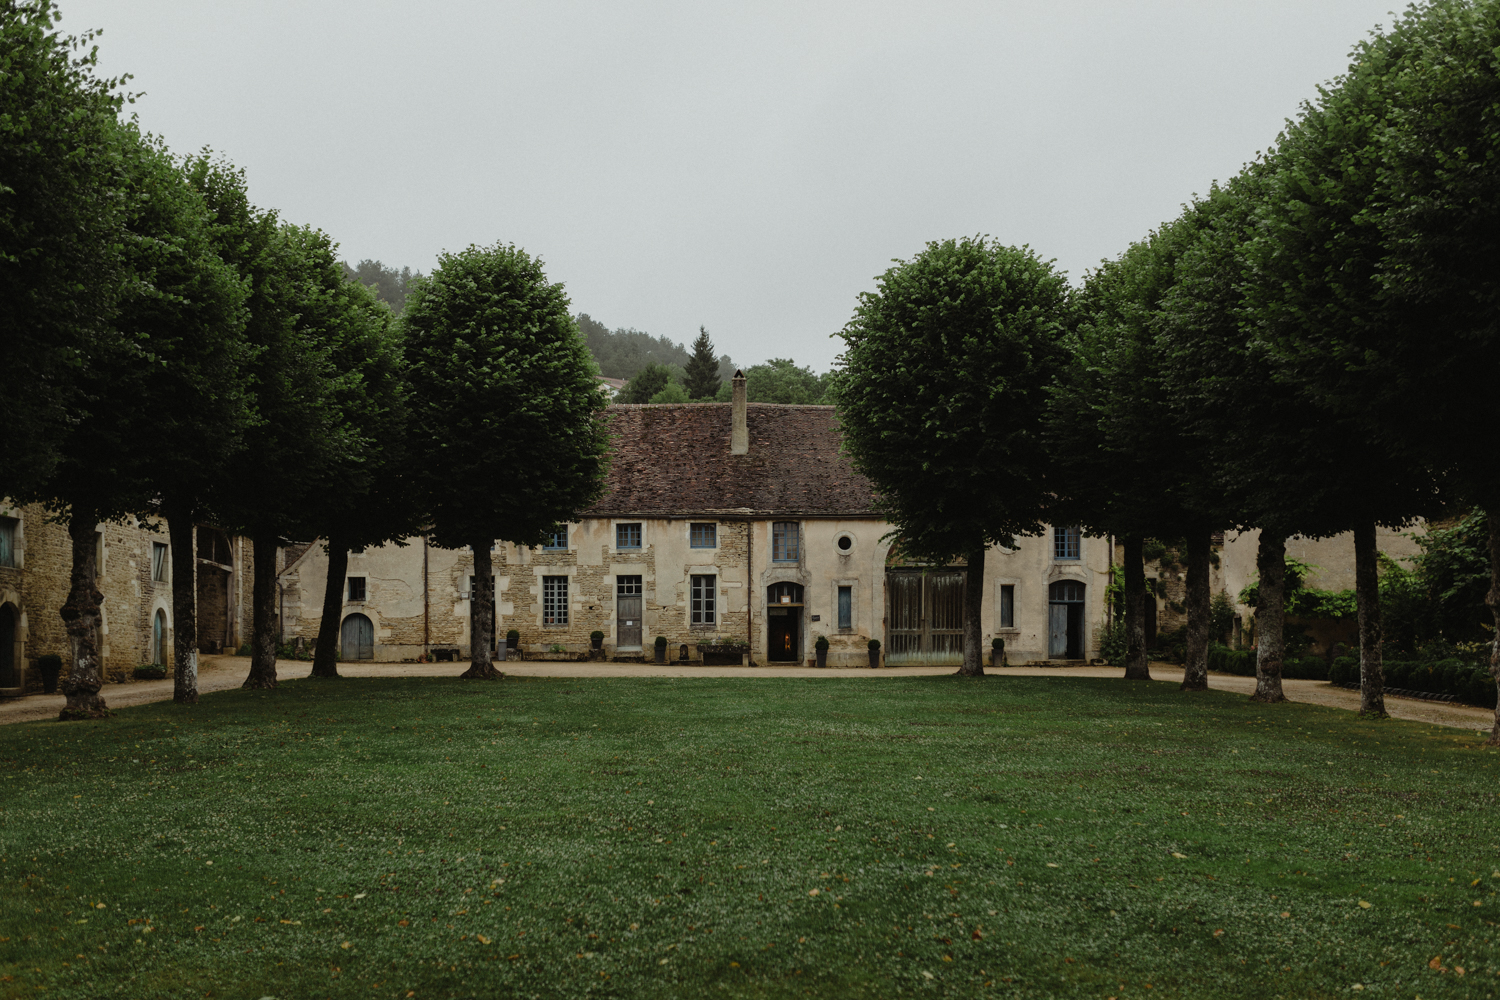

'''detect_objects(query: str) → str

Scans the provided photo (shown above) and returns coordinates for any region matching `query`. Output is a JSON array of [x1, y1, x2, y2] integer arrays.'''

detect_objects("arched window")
[[341, 613, 374, 660]]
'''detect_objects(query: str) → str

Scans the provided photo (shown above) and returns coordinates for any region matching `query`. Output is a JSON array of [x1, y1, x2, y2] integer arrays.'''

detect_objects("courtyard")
[[0, 673, 1495, 999]]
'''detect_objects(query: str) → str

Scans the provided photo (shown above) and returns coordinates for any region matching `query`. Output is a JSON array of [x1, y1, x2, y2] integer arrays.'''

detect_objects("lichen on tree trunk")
[[1122, 535, 1151, 681], [165, 505, 198, 705], [310, 536, 347, 679], [957, 548, 985, 677], [58, 514, 109, 720], [241, 531, 280, 689], [1180, 527, 1211, 692], [1353, 519, 1386, 717], [1251, 531, 1287, 704], [461, 541, 501, 680], [1486, 510, 1500, 746]]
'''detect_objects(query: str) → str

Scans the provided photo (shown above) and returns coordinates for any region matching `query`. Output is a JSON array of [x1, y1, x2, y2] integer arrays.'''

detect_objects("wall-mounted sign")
[[780, 595, 791, 604], [810, 615, 820, 622]]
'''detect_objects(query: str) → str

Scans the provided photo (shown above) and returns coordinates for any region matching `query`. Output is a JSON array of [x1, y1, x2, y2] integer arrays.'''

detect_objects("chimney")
[[731, 369, 748, 455]]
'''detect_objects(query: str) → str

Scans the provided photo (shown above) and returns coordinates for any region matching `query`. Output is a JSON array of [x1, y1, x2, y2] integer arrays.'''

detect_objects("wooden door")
[[885, 570, 965, 664], [341, 613, 374, 660], [1048, 603, 1068, 658]]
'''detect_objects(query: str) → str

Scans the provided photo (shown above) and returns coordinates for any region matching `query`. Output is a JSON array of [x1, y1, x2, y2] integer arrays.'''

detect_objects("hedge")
[[1207, 644, 1327, 680], [1328, 656, 1496, 709]]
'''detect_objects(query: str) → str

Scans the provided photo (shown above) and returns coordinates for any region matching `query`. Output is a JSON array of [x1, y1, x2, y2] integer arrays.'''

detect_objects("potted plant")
[[991, 636, 1006, 668], [133, 663, 167, 681], [654, 635, 667, 664], [506, 629, 520, 651], [867, 638, 880, 669], [814, 635, 829, 668], [37, 654, 62, 694], [590, 630, 605, 651]]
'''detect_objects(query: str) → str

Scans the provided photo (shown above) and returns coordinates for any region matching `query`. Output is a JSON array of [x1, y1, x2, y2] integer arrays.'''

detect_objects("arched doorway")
[[1048, 580, 1085, 660], [766, 582, 803, 663], [0, 604, 18, 690], [341, 613, 374, 660], [150, 609, 167, 666]]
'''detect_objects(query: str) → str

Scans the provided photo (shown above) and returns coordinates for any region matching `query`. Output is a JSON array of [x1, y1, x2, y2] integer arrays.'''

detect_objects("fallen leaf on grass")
[[1358, 901, 1372, 909], [1171, 852, 1187, 859], [1046, 863, 1059, 868], [477, 934, 491, 945], [1429, 955, 1442, 969], [353, 893, 367, 900], [808, 889, 820, 896], [1212, 929, 1224, 937]]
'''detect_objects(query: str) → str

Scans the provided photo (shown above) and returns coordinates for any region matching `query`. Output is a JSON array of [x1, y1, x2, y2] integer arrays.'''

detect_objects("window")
[[999, 584, 1015, 628], [467, 575, 496, 599], [772, 521, 800, 562], [0, 518, 14, 568], [836, 534, 852, 552], [837, 586, 852, 629], [1054, 526, 1081, 560], [544, 527, 568, 551], [616, 523, 642, 549], [689, 523, 717, 548], [616, 575, 642, 596], [691, 575, 716, 625], [543, 576, 569, 625], [151, 542, 168, 582], [348, 576, 367, 602]]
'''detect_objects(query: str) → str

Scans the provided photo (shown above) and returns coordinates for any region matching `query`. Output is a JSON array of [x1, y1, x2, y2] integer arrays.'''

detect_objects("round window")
[[836, 535, 853, 552]]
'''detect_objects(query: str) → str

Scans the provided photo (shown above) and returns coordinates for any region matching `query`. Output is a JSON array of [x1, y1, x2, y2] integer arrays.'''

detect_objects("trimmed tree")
[[305, 279, 420, 679], [403, 242, 611, 679], [1047, 217, 1222, 686], [832, 237, 1070, 677], [683, 326, 722, 400], [0, 2, 125, 500]]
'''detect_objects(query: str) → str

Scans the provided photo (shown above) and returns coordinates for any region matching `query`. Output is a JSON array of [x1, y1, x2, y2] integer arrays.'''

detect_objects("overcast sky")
[[62, 1, 1399, 372]]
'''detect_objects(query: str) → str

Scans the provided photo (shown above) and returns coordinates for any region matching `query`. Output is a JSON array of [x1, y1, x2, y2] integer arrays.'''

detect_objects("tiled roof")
[[584, 403, 881, 518]]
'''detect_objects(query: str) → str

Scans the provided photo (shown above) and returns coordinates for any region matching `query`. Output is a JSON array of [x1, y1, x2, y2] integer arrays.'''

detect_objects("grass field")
[[0, 675, 1496, 1000]]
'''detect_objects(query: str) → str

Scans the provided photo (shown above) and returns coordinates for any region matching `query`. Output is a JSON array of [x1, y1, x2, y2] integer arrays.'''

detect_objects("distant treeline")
[[576, 313, 736, 382]]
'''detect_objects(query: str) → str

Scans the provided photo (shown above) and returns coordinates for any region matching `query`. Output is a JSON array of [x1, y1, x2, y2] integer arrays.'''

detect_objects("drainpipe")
[[422, 534, 430, 656], [746, 520, 753, 656]]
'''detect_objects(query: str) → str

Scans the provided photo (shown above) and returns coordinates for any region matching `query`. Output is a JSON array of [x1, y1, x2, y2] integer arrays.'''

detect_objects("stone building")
[[0, 500, 255, 696], [279, 383, 1114, 666]]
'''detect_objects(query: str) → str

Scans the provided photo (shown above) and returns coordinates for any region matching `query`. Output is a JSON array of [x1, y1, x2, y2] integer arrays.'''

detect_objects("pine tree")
[[684, 326, 722, 400]]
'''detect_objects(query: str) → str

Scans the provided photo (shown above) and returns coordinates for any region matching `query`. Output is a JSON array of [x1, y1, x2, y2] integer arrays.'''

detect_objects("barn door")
[[885, 569, 965, 664], [1048, 604, 1068, 658]]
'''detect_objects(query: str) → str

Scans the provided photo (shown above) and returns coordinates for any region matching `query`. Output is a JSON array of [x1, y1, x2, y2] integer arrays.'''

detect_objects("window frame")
[[543, 527, 569, 552], [0, 518, 14, 568], [348, 576, 367, 602], [151, 541, 168, 582], [1053, 526, 1081, 561], [689, 522, 717, 549], [999, 584, 1015, 628], [690, 574, 716, 626], [615, 522, 642, 550], [772, 521, 800, 562], [837, 585, 852, 630], [543, 575, 569, 626]]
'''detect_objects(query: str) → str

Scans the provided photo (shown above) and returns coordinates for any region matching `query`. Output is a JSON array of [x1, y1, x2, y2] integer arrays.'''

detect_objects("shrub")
[[506, 629, 520, 640], [1331, 655, 1495, 708], [132, 664, 166, 680], [1205, 644, 1327, 680], [1098, 620, 1125, 665], [654, 636, 668, 647], [814, 635, 829, 651], [867, 638, 880, 650], [36, 653, 62, 671], [589, 630, 604, 641]]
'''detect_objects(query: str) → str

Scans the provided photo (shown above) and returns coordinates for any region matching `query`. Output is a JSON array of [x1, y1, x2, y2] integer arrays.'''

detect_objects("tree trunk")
[[461, 541, 501, 680], [241, 531, 279, 689], [1180, 527, 1212, 691], [1353, 519, 1386, 717], [1251, 531, 1287, 703], [1122, 535, 1151, 681], [58, 513, 108, 719], [957, 548, 985, 677], [165, 504, 198, 704], [310, 535, 347, 679], [1486, 510, 1500, 746]]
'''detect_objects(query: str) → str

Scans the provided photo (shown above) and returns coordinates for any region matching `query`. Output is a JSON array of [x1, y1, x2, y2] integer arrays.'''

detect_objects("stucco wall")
[[281, 519, 1114, 665]]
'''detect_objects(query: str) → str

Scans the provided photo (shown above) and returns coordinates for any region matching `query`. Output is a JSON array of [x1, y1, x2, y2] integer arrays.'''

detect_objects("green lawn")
[[0, 676, 1496, 1000]]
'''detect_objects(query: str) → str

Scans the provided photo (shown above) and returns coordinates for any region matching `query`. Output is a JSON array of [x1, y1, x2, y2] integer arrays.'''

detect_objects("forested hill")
[[577, 313, 736, 381]]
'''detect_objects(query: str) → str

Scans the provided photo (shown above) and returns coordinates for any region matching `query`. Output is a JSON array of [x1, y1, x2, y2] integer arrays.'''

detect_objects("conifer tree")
[[684, 326, 722, 400]]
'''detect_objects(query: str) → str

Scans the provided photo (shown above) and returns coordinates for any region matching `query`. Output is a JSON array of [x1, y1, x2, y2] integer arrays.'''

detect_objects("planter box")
[[699, 644, 748, 666]]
